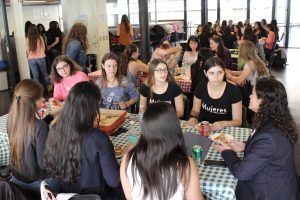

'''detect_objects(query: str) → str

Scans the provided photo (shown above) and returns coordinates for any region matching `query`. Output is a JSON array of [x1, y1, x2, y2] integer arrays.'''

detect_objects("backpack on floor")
[[272, 48, 287, 68]]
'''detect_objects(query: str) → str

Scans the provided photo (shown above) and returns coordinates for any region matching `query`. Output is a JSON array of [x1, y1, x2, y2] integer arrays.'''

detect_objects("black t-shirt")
[[194, 81, 242, 123], [46, 28, 62, 51], [140, 81, 182, 108]]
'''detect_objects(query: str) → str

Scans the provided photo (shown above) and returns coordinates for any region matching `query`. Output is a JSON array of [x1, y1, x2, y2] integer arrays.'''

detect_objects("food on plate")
[[114, 146, 124, 157], [210, 132, 234, 144]]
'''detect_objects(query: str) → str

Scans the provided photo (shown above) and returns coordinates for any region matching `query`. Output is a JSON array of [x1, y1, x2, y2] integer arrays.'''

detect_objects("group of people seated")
[[1, 18, 299, 200]]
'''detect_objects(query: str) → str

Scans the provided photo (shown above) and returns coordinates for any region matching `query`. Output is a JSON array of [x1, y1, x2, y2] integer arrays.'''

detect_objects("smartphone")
[[204, 159, 226, 167]]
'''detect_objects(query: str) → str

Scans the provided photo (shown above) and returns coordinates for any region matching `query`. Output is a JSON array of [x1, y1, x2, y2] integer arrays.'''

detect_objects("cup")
[[127, 129, 139, 144]]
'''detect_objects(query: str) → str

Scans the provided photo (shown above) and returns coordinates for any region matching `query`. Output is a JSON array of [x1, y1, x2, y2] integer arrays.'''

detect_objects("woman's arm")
[[117, 24, 120, 36], [188, 96, 202, 125], [130, 23, 134, 36], [227, 66, 252, 85], [139, 95, 147, 113], [120, 81, 139, 109], [174, 94, 184, 118], [120, 154, 133, 200], [210, 101, 242, 131], [47, 37, 59, 50], [130, 60, 149, 74], [185, 157, 204, 200]]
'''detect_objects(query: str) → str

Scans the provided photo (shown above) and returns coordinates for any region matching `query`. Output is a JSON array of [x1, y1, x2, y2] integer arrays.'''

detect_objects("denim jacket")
[[66, 40, 87, 70]]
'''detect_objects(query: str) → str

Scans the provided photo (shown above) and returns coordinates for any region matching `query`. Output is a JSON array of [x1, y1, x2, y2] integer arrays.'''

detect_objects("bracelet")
[[189, 114, 197, 119]]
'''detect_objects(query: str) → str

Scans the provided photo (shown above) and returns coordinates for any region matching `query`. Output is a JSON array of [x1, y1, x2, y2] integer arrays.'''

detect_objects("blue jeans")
[[11, 176, 60, 195], [28, 58, 50, 85]]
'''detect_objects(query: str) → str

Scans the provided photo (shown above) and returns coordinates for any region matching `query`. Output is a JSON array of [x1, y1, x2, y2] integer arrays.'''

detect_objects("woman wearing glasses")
[[139, 59, 184, 117], [50, 55, 89, 101]]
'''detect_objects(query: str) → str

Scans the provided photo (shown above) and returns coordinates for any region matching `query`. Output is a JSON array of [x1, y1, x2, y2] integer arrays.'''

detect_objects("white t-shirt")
[[244, 62, 258, 86], [126, 157, 184, 200]]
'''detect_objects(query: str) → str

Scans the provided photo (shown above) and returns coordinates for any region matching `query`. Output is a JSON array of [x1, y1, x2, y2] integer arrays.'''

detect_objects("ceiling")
[[5, 0, 60, 6]]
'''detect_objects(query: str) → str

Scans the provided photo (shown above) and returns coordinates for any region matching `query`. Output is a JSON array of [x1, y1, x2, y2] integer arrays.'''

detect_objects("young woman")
[[26, 24, 51, 91], [221, 26, 237, 49], [210, 35, 233, 69], [120, 102, 204, 200], [37, 23, 47, 47], [262, 24, 276, 57], [253, 21, 267, 39], [95, 52, 138, 110], [194, 24, 202, 36], [189, 57, 242, 131], [139, 59, 184, 118], [117, 14, 133, 50], [213, 25, 223, 36], [119, 43, 149, 87], [232, 24, 243, 40], [213, 78, 298, 200], [271, 19, 279, 41], [44, 81, 124, 199], [50, 55, 89, 101], [46, 21, 62, 67], [151, 39, 182, 75], [8, 79, 58, 196], [198, 24, 213, 48], [62, 22, 89, 72], [182, 36, 200, 68], [243, 27, 266, 61]]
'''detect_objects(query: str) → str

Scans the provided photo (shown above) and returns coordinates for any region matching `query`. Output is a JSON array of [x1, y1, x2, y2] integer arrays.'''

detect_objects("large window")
[[187, 0, 201, 37], [289, 0, 300, 47], [208, 0, 217, 24], [128, 0, 139, 25], [106, 0, 128, 27], [220, 0, 247, 24], [156, 0, 184, 21], [250, 0, 272, 23]]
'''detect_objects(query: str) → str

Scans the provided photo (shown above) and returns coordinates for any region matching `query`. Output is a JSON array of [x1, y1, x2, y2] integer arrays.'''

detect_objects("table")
[[111, 115, 252, 200], [0, 113, 252, 199]]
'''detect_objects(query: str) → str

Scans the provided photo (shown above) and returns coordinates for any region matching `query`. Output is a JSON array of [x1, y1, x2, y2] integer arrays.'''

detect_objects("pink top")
[[26, 36, 46, 59], [53, 71, 89, 101], [265, 31, 275, 50]]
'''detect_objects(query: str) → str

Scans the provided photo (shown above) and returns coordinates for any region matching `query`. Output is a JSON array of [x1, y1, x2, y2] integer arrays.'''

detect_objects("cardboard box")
[[95, 109, 127, 135]]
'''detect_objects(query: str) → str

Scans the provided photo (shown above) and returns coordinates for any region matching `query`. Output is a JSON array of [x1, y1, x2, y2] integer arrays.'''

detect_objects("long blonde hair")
[[238, 40, 269, 77], [7, 79, 43, 171]]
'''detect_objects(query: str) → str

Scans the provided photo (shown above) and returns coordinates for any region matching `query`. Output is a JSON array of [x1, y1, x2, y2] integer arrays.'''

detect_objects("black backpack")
[[272, 48, 287, 68]]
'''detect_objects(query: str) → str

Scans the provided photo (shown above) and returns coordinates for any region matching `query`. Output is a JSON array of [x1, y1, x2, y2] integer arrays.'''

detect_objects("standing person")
[[119, 43, 149, 88], [120, 102, 204, 200], [139, 59, 184, 118], [44, 81, 124, 199], [37, 23, 47, 48], [188, 57, 242, 131], [7, 79, 58, 197], [213, 78, 299, 200], [63, 22, 89, 73], [26, 24, 51, 91], [50, 55, 89, 102], [46, 21, 62, 69], [210, 35, 233, 69], [95, 52, 138, 111], [24, 21, 32, 38], [117, 14, 133, 51]]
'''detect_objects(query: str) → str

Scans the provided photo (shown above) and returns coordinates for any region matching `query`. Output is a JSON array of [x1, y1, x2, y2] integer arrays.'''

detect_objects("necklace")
[[107, 77, 116, 84]]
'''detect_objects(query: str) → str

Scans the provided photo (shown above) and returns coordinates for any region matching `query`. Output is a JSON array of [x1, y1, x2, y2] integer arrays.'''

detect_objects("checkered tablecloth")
[[140, 74, 191, 92], [111, 114, 252, 200], [0, 114, 9, 167]]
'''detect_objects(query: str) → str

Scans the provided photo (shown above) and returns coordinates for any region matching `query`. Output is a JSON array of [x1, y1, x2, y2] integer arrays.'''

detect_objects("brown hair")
[[7, 79, 43, 171], [119, 43, 138, 76], [238, 40, 269, 77], [27, 24, 42, 52], [62, 22, 89, 54], [50, 55, 81, 83], [101, 52, 123, 87]]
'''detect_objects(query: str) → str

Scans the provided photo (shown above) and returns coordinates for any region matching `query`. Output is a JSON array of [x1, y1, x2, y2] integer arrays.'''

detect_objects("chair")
[[0, 180, 34, 200], [181, 95, 191, 121], [242, 106, 248, 128]]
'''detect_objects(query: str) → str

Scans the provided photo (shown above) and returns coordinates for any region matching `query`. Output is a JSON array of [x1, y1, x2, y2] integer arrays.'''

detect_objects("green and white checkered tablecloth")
[[0, 114, 9, 167], [111, 114, 252, 200]]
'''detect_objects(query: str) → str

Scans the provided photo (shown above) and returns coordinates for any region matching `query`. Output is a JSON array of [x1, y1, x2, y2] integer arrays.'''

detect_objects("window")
[[250, 0, 272, 23], [220, 0, 247, 24], [289, 0, 300, 47], [187, 0, 201, 37], [208, 0, 217, 24], [106, 0, 128, 27]]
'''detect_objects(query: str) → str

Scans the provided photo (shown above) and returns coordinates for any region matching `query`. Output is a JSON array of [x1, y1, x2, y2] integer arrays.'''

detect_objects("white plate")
[[210, 132, 234, 144]]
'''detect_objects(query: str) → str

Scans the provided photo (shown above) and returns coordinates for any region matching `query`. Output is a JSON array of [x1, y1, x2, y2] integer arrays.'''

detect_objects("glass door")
[[289, 0, 300, 48]]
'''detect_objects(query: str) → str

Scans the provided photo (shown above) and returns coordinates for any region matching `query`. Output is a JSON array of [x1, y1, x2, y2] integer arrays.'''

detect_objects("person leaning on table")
[[213, 78, 299, 200], [188, 56, 242, 131]]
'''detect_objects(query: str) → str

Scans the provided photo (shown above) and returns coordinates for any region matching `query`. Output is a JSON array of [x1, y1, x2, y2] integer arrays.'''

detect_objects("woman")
[[50, 55, 89, 101], [210, 35, 233, 69], [119, 43, 149, 87], [194, 24, 202, 36], [271, 19, 279, 41], [37, 23, 47, 47], [46, 21, 62, 67], [63, 22, 89, 73], [213, 78, 298, 200], [151, 39, 182, 75], [243, 26, 266, 61], [188, 57, 242, 131], [120, 102, 204, 200], [182, 35, 200, 71], [213, 25, 222, 36], [95, 52, 138, 110], [253, 21, 267, 39], [198, 24, 213, 48], [44, 81, 124, 199], [7, 79, 58, 196], [221, 26, 237, 49], [139, 59, 184, 118], [232, 24, 243, 41], [117, 14, 133, 50], [262, 24, 276, 59], [26, 24, 51, 91]]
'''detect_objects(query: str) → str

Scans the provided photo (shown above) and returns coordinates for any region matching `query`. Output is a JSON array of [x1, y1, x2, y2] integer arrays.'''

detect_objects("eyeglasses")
[[56, 64, 68, 72], [154, 68, 168, 74]]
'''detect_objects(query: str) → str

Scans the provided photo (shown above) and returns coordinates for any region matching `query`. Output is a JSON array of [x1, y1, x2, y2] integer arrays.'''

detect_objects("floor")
[[1, 48, 300, 174]]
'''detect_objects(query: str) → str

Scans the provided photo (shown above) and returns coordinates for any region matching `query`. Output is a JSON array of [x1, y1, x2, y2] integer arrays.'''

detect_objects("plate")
[[210, 132, 234, 144], [114, 146, 125, 158]]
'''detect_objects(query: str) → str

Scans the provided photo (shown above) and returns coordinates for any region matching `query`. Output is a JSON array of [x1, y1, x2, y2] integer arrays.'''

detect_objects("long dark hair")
[[44, 81, 101, 183], [243, 26, 258, 44], [203, 56, 226, 81], [8, 79, 43, 171], [119, 43, 138, 76], [210, 35, 226, 60], [254, 78, 298, 144], [121, 14, 130, 33], [186, 35, 200, 51], [126, 102, 190, 200]]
